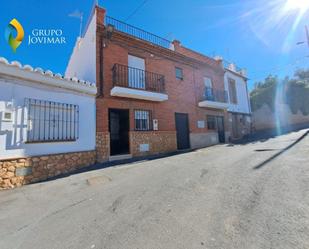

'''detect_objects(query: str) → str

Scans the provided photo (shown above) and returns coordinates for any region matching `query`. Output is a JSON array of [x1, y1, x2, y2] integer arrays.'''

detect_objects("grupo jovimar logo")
[[5, 18, 24, 52]]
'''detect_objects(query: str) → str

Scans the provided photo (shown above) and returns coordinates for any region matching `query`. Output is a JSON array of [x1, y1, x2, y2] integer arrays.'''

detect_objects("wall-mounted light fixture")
[[106, 24, 115, 39]]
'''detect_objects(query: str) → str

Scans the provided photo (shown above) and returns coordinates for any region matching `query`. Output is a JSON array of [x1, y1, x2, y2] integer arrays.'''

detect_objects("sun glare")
[[285, 0, 309, 12]]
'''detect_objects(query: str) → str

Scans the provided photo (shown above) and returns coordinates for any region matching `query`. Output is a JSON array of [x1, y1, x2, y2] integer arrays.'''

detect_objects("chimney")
[[228, 63, 236, 72], [172, 40, 181, 51], [95, 6, 106, 26], [240, 68, 247, 77], [214, 55, 223, 68]]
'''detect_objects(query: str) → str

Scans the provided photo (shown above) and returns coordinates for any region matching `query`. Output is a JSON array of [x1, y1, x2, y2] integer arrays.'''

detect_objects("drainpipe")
[[95, 5, 106, 97], [245, 80, 251, 114], [97, 34, 104, 97]]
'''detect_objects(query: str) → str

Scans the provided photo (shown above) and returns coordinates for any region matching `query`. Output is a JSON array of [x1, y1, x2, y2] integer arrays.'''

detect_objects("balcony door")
[[128, 55, 145, 89], [204, 77, 214, 100]]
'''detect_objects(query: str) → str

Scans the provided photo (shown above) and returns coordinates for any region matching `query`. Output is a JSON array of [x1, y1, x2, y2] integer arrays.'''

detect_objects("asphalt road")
[[0, 129, 309, 249]]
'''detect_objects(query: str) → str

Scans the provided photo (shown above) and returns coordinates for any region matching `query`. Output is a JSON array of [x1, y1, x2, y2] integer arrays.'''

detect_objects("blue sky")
[[0, 0, 309, 90]]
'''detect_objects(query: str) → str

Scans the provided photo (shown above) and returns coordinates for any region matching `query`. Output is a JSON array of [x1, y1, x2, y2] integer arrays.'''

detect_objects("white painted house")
[[65, 7, 96, 83], [0, 57, 97, 189], [224, 62, 252, 140], [0, 58, 97, 160]]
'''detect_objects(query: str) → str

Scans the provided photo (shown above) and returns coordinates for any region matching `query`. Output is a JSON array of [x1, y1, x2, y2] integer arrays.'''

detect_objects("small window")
[[228, 78, 237, 104], [25, 98, 79, 143], [175, 67, 183, 80], [134, 110, 152, 131], [3, 112, 12, 122], [207, 115, 217, 130]]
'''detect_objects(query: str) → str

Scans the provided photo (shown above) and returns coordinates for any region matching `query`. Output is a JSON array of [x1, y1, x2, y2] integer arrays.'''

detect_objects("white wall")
[[224, 70, 251, 114], [253, 103, 309, 131], [65, 11, 96, 83], [0, 78, 96, 160]]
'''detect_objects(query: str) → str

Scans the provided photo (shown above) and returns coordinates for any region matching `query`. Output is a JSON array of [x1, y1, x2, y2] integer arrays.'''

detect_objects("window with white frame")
[[25, 98, 79, 143], [134, 110, 152, 131]]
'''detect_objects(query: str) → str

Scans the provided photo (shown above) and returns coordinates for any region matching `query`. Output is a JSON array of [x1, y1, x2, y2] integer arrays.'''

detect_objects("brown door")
[[175, 113, 190, 150], [216, 116, 225, 143]]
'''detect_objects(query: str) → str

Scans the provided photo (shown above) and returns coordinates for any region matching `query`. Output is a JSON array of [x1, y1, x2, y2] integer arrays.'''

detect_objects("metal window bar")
[[207, 115, 217, 130], [112, 64, 165, 93], [25, 98, 79, 143], [105, 16, 172, 49], [134, 110, 153, 131]]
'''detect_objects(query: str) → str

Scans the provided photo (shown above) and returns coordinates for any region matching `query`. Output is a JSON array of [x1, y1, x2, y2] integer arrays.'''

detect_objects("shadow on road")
[[36, 149, 195, 184], [233, 125, 309, 146], [253, 131, 309, 170]]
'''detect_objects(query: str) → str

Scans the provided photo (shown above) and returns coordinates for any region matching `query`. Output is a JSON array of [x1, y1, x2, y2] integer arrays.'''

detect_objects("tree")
[[250, 75, 278, 111], [250, 69, 309, 115], [286, 69, 309, 115]]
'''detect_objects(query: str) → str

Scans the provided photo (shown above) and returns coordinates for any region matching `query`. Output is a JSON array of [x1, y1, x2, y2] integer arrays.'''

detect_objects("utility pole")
[[305, 25, 309, 48], [68, 10, 83, 38], [296, 25, 309, 57]]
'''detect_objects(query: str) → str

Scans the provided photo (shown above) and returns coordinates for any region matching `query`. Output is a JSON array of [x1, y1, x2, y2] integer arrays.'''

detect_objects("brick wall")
[[95, 7, 228, 135], [0, 150, 96, 189], [94, 7, 231, 160]]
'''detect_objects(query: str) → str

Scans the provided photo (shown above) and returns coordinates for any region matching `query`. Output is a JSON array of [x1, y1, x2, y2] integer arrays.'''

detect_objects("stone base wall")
[[0, 150, 96, 190], [190, 132, 219, 149], [96, 132, 110, 162], [130, 131, 177, 157]]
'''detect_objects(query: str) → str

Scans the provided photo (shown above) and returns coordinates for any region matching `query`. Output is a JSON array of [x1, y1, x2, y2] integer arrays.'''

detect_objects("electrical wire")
[[125, 0, 149, 22]]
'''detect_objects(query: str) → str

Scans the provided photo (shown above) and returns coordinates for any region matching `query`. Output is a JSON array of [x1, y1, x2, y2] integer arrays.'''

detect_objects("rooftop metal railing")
[[105, 16, 172, 49]]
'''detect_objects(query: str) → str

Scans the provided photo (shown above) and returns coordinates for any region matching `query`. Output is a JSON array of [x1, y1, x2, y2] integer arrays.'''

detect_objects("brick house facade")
[[66, 6, 231, 162]]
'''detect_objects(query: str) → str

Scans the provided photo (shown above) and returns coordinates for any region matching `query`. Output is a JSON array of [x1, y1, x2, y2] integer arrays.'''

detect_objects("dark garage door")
[[175, 113, 190, 150]]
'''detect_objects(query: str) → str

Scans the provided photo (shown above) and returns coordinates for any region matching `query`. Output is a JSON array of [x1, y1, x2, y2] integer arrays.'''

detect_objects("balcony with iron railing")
[[111, 64, 168, 102], [198, 87, 229, 109], [105, 16, 173, 50]]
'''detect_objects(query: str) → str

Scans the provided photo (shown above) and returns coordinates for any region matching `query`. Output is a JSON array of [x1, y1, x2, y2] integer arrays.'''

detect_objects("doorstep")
[[109, 154, 133, 162]]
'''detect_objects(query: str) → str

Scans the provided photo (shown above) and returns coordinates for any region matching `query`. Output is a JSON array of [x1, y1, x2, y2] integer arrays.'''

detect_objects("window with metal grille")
[[207, 115, 217, 130], [25, 98, 79, 143], [134, 110, 152, 131]]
